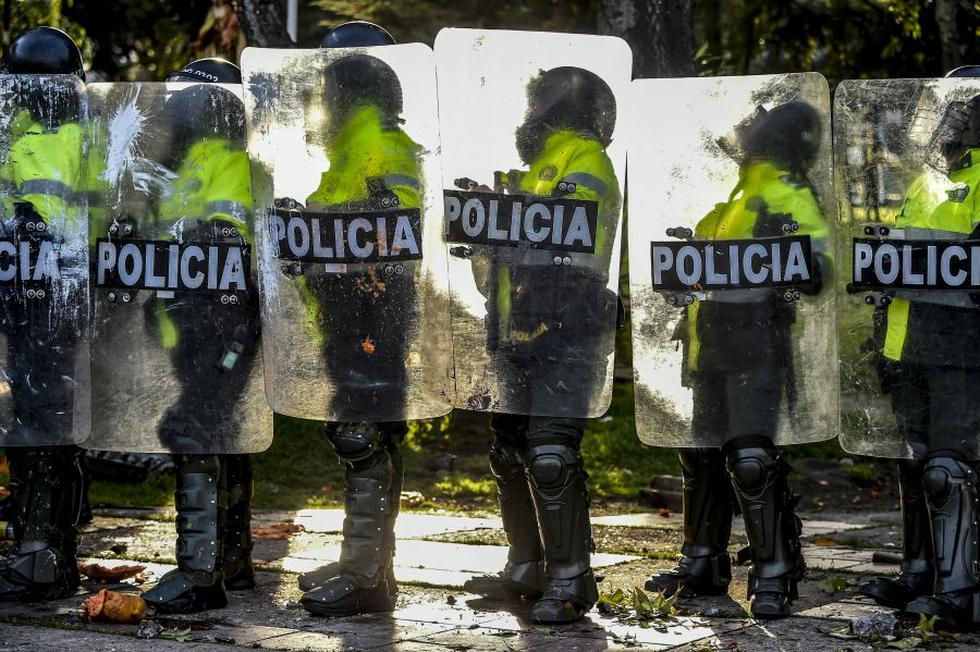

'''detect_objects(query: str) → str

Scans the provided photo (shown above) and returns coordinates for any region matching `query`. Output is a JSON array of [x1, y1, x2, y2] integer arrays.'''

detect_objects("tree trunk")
[[234, 0, 291, 48], [934, 0, 962, 73], [597, 0, 696, 77]]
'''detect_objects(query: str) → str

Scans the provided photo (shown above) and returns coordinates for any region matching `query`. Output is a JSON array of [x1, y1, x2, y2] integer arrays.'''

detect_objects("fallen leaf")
[[400, 491, 425, 508], [819, 577, 849, 594], [812, 535, 839, 546], [361, 337, 376, 354], [79, 562, 146, 583], [252, 523, 305, 540], [887, 637, 921, 649], [81, 589, 146, 623]]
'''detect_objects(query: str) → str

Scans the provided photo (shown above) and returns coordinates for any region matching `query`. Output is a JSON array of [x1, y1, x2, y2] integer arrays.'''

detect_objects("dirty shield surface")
[[0, 75, 89, 447], [86, 82, 272, 454], [242, 44, 452, 422], [628, 73, 838, 448], [435, 28, 631, 418], [836, 78, 980, 459]]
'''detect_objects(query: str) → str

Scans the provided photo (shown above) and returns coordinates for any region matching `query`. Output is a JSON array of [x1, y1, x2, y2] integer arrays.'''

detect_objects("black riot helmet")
[[320, 21, 395, 48], [166, 57, 242, 84], [322, 53, 403, 121], [737, 101, 822, 172], [947, 66, 980, 78], [516, 66, 616, 164], [163, 58, 245, 165], [5, 26, 84, 80]]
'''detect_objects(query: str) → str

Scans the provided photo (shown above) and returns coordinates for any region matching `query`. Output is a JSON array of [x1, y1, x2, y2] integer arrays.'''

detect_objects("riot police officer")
[[0, 26, 88, 602], [859, 65, 980, 629], [463, 67, 622, 624], [295, 21, 414, 617], [645, 101, 830, 619], [141, 58, 259, 613]]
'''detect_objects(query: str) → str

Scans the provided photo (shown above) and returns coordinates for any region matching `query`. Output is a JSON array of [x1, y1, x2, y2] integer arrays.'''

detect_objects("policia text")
[[444, 190, 599, 253], [651, 236, 813, 291]]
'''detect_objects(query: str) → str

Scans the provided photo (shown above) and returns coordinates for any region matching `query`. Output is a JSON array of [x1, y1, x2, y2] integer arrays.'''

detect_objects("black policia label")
[[851, 237, 980, 290], [0, 238, 62, 285], [444, 190, 599, 254], [95, 239, 250, 293], [651, 236, 813, 291], [270, 208, 423, 264]]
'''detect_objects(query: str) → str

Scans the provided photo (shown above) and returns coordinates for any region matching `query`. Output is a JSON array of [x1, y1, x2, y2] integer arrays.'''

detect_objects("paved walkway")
[[1, 506, 976, 651]]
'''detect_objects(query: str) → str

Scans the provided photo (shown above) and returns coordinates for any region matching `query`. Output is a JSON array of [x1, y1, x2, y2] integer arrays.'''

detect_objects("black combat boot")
[[646, 449, 733, 597], [0, 446, 82, 602], [222, 455, 255, 591], [301, 423, 399, 616], [143, 455, 227, 613], [904, 457, 980, 630], [726, 440, 805, 619], [464, 435, 544, 600], [861, 459, 934, 608], [525, 443, 598, 624]]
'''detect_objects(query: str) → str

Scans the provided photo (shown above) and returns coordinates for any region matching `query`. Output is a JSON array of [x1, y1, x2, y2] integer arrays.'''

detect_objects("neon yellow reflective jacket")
[[883, 149, 980, 362], [154, 138, 254, 350], [301, 104, 422, 343], [158, 138, 254, 241], [306, 104, 421, 210], [492, 129, 621, 345], [687, 160, 828, 371], [0, 110, 85, 227]]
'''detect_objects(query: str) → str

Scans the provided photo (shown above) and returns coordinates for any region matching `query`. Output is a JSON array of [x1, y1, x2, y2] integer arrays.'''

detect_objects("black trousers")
[[309, 269, 415, 421]]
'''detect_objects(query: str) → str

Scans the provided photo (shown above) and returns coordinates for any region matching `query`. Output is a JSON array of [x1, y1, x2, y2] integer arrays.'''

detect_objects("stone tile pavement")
[[1, 507, 977, 651]]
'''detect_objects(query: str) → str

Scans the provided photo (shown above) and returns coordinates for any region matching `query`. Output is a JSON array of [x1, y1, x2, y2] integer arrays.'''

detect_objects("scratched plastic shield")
[[836, 78, 980, 459], [0, 75, 89, 446], [85, 82, 272, 454], [241, 44, 452, 422], [435, 28, 631, 417], [628, 74, 838, 447]]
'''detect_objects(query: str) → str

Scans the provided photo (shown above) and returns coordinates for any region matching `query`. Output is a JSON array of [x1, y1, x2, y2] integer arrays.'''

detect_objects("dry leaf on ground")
[[79, 562, 146, 583], [252, 523, 305, 540]]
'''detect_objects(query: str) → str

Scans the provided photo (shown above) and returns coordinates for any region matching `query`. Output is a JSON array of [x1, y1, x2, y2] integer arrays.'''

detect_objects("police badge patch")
[[947, 182, 970, 202]]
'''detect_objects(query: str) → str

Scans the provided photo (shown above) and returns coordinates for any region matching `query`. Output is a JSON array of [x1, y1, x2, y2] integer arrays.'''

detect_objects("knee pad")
[[922, 456, 976, 506], [489, 439, 525, 483], [726, 444, 779, 495], [177, 454, 221, 476], [327, 422, 383, 464], [526, 443, 582, 495]]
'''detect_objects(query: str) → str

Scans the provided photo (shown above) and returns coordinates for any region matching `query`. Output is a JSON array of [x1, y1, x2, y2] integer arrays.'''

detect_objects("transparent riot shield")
[[435, 28, 631, 417], [628, 73, 838, 448], [0, 75, 89, 447], [836, 78, 980, 459], [241, 44, 452, 422], [85, 82, 272, 454]]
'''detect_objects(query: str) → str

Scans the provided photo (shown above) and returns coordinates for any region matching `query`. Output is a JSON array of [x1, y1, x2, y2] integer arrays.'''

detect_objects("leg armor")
[[464, 414, 544, 599], [524, 423, 598, 624], [222, 454, 255, 591], [301, 421, 401, 616], [143, 455, 228, 613], [646, 449, 733, 596], [0, 446, 82, 602], [904, 456, 980, 629], [861, 459, 934, 608], [725, 440, 805, 619]]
